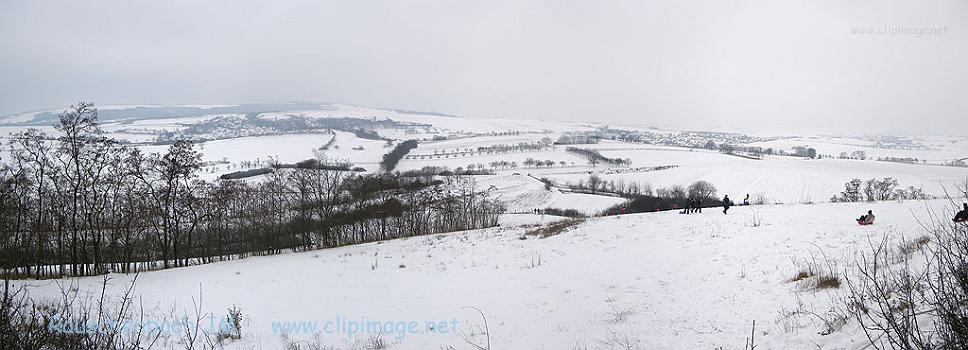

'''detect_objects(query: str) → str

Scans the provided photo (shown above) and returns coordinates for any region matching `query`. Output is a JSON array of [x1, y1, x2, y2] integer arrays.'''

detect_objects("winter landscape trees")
[[0, 104, 964, 350], [687, 180, 717, 203], [564, 147, 631, 167], [833, 177, 929, 202], [379, 139, 418, 172], [0, 104, 503, 278]]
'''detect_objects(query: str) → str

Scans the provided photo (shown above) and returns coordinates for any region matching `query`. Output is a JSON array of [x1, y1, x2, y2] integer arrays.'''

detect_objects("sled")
[[857, 221, 874, 226]]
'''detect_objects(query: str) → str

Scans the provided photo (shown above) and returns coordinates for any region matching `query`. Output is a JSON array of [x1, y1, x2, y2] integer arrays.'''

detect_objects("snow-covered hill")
[[15, 199, 955, 349]]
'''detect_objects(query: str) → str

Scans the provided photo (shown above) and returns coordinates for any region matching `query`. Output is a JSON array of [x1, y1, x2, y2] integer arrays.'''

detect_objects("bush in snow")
[[541, 207, 586, 218], [0, 275, 168, 350], [845, 205, 968, 349], [217, 305, 243, 341]]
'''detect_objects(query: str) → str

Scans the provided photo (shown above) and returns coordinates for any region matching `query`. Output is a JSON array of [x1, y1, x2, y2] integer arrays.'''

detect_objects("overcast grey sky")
[[1, 0, 965, 133]]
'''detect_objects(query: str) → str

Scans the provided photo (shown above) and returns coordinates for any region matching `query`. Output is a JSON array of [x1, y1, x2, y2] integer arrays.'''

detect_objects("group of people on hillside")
[[660, 190, 968, 225], [673, 189, 968, 225], [719, 195, 880, 226], [680, 194, 751, 215], [679, 198, 704, 214]]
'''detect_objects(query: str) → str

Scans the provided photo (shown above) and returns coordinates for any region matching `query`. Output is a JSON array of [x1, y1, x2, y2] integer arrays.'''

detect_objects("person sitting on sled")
[[857, 210, 875, 225], [954, 203, 968, 222]]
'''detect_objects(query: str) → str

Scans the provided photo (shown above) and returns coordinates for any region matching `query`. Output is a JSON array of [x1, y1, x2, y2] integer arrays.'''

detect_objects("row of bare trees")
[[834, 177, 930, 202], [567, 174, 654, 197], [0, 103, 504, 278]]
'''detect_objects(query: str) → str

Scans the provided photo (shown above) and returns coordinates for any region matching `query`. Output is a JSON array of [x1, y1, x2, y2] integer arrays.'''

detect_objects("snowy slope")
[[15, 199, 955, 350], [537, 143, 968, 205], [476, 174, 627, 214]]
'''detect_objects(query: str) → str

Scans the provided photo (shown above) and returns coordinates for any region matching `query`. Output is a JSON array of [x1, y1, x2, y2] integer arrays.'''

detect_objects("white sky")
[[0, 0, 965, 133]]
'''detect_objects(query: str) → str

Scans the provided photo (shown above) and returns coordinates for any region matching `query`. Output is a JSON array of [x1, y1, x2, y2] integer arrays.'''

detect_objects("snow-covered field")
[[4, 102, 968, 213], [541, 145, 968, 205], [14, 199, 955, 349], [258, 104, 596, 134], [6, 103, 968, 349], [745, 135, 968, 163], [476, 174, 627, 214]]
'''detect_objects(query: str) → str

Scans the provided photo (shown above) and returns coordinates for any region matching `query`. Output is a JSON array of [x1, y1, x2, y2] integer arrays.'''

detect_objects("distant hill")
[[0, 102, 461, 126]]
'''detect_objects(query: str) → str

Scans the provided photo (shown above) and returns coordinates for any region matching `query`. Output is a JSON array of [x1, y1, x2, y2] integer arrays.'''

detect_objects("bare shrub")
[[752, 193, 769, 205], [775, 292, 850, 337], [898, 235, 931, 256], [460, 306, 491, 350], [0, 274, 162, 350], [280, 333, 333, 350], [599, 327, 640, 350], [216, 305, 243, 342], [366, 334, 388, 349], [601, 305, 635, 325], [845, 234, 931, 350], [749, 209, 763, 227], [845, 204, 968, 350]]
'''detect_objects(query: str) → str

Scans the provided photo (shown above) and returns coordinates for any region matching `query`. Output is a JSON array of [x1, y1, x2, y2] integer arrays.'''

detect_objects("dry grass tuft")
[[790, 270, 815, 282], [525, 218, 586, 238], [814, 275, 842, 289], [898, 235, 931, 256]]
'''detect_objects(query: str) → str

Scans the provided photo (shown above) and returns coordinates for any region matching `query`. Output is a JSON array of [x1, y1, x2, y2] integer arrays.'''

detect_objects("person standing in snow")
[[743, 194, 750, 206], [680, 199, 692, 214], [722, 195, 732, 214]]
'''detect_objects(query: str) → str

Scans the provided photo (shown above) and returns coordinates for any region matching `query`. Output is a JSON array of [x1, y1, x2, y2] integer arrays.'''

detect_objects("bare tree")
[[687, 180, 718, 203]]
